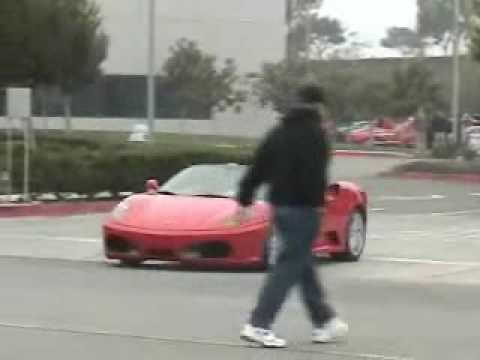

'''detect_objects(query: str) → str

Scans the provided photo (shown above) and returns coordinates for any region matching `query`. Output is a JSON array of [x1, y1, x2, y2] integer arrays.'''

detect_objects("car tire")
[[332, 209, 366, 262]]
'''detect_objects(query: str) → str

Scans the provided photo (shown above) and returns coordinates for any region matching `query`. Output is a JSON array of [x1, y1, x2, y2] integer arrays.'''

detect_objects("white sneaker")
[[240, 324, 287, 348], [312, 317, 349, 343]]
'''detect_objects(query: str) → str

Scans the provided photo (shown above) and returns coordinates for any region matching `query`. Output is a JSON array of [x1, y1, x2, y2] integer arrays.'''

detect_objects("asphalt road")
[[1, 156, 480, 360]]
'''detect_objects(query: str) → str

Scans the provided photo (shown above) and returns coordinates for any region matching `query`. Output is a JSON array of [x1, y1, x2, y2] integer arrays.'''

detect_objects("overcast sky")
[[320, 0, 417, 56]]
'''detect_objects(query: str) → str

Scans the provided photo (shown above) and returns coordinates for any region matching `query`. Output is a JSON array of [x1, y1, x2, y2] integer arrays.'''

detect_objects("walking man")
[[232, 84, 348, 348]]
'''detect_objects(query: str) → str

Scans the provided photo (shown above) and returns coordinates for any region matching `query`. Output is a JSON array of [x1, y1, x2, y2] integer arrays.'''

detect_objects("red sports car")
[[346, 118, 417, 147], [103, 164, 368, 268]]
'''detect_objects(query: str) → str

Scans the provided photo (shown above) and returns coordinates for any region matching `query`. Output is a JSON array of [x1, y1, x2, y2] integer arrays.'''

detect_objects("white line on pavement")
[[367, 209, 480, 217], [0, 234, 99, 243], [0, 321, 414, 360], [367, 256, 480, 267], [431, 209, 480, 216], [377, 195, 446, 201]]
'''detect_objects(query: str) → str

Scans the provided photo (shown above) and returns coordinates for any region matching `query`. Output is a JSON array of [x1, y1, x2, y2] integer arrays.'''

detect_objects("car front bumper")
[[103, 221, 269, 267]]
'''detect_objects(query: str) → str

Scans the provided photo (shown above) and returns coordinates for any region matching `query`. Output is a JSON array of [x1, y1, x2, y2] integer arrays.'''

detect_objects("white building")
[[0, 1, 286, 137], [87, 0, 286, 138], [96, 0, 287, 75]]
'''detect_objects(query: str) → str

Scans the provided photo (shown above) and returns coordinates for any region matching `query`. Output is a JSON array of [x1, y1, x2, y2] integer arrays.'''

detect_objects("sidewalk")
[[381, 159, 480, 184], [0, 200, 117, 218]]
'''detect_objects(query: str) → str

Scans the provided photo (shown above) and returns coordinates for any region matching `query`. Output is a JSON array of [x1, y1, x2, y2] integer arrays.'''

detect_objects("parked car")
[[346, 118, 417, 147], [374, 117, 417, 147], [464, 123, 480, 156], [337, 121, 370, 143]]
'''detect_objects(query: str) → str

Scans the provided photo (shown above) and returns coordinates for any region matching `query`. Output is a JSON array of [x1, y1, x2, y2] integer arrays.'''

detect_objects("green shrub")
[[431, 143, 458, 159], [463, 148, 477, 161], [1, 142, 253, 197]]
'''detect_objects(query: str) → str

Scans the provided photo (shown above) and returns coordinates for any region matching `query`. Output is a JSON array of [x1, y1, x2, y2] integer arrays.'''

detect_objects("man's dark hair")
[[296, 83, 324, 104]]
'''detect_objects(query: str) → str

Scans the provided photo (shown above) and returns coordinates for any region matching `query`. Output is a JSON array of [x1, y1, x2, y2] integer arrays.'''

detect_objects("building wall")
[[0, 107, 279, 139], [95, 0, 287, 75]]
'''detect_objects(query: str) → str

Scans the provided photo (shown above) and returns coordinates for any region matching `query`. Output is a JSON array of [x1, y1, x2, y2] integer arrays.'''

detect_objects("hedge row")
[[0, 136, 253, 197]]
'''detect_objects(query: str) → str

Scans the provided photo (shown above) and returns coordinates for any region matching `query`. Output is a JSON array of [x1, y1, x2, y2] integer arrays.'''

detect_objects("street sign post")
[[6, 88, 32, 202]]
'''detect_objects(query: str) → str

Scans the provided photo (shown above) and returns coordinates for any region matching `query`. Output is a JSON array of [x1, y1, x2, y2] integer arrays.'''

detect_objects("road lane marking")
[[0, 321, 414, 360], [370, 209, 480, 217], [398, 230, 430, 235], [367, 256, 480, 267], [431, 209, 480, 216], [377, 195, 445, 201], [0, 234, 99, 243], [430, 266, 480, 278]]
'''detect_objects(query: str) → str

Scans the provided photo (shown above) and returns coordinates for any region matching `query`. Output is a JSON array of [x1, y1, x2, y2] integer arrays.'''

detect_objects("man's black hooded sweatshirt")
[[237, 105, 331, 208]]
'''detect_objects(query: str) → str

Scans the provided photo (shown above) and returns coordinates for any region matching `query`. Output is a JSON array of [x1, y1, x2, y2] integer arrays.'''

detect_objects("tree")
[[326, 35, 369, 60], [417, 0, 469, 54], [289, 16, 348, 59], [471, 0, 480, 61], [381, 27, 422, 56], [286, 0, 323, 25], [47, 0, 108, 130], [0, 0, 34, 86], [254, 58, 446, 129], [0, 0, 108, 129], [388, 62, 445, 117], [350, 81, 391, 120], [161, 39, 246, 119], [286, 0, 324, 61], [253, 61, 310, 114], [253, 60, 363, 121]]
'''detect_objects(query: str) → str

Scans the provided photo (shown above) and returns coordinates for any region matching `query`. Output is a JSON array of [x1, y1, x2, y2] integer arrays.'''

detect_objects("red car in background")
[[103, 164, 368, 269], [345, 124, 372, 144], [346, 118, 417, 147]]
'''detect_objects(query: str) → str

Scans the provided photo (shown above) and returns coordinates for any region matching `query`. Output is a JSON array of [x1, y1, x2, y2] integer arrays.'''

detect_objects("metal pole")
[[147, 0, 156, 140], [452, 0, 461, 147], [22, 118, 30, 202], [6, 117, 13, 200]]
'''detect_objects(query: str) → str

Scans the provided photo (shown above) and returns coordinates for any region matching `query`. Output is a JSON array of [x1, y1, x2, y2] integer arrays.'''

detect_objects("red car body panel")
[[103, 181, 367, 268]]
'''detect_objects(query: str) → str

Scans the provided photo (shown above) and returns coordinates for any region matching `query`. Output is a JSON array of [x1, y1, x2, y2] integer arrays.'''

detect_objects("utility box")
[[6, 88, 32, 118]]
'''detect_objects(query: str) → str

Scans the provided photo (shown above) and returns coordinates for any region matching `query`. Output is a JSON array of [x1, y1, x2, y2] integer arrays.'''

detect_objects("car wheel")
[[332, 209, 366, 262]]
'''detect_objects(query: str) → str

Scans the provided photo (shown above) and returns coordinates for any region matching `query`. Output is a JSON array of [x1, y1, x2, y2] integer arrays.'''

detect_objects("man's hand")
[[224, 206, 252, 227]]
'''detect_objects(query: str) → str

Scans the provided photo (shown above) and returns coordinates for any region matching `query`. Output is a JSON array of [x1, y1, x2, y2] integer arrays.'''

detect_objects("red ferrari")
[[103, 164, 368, 268], [346, 118, 417, 147]]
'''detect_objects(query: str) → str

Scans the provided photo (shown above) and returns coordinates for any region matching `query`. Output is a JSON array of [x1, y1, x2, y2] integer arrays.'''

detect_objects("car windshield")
[[160, 165, 267, 200]]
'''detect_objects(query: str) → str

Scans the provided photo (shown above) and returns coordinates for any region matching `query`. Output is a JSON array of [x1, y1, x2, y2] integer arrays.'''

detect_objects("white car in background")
[[465, 125, 480, 155]]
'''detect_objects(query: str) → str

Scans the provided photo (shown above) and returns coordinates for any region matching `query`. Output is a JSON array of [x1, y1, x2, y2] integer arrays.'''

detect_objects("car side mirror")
[[146, 179, 159, 194]]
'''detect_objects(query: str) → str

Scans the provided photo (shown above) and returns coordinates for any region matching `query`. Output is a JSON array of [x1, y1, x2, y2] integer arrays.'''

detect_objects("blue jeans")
[[250, 206, 335, 329]]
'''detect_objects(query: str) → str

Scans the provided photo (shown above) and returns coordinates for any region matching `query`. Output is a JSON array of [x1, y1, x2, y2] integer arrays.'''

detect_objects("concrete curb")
[[0, 200, 118, 218], [333, 150, 413, 158], [381, 171, 480, 184]]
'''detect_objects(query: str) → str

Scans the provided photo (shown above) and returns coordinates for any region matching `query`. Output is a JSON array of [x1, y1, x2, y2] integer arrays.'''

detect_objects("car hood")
[[114, 194, 269, 231]]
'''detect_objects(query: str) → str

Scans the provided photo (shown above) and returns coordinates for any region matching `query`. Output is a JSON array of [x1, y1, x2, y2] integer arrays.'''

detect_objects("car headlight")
[[112, 199, 131, 221]]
